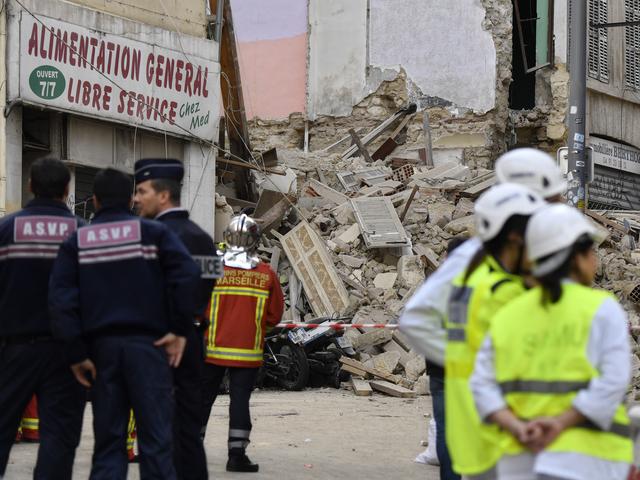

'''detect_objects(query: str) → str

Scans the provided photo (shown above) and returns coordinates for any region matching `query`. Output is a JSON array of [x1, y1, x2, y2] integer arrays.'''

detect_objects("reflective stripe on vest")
[[444, 255, 525, 475], [490, 283, 632, 463], [206, 286, 267, 364]]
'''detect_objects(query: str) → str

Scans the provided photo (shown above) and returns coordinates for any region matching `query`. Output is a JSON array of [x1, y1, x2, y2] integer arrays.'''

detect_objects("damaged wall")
[[307, 0, 368, 119], [369, 0, 497, 114], [231, 0, 307, 120]]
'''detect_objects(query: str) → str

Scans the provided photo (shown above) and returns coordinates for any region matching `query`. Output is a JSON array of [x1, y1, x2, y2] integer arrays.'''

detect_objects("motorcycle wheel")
[[276, 343, 310, 391]]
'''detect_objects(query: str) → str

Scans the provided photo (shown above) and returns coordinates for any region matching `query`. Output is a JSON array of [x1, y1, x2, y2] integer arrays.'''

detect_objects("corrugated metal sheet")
[[588, 165, 640, 210], [351, 197, 411, 248]]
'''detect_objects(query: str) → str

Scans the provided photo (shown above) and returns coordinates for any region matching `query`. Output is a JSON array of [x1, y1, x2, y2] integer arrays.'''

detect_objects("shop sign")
[[18, 14, 220, 140], [590, 136, 640, 175]]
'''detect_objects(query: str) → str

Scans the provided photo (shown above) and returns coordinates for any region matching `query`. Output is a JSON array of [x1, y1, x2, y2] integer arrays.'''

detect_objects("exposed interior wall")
[[67, 0, 207, 37], [307, 0, 368, 119], [509, 0, 569, 153], [247, 0, 515, 169], [369, 0, 497, 114], [231, 0, 307, 120]]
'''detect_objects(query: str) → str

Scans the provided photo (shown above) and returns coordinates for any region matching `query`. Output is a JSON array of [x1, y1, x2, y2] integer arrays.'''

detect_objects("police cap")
[[134, 158, 184, 184]]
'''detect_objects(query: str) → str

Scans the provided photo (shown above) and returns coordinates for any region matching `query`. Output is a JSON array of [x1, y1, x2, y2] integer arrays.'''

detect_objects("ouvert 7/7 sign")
[[18, 13, 220, 140]]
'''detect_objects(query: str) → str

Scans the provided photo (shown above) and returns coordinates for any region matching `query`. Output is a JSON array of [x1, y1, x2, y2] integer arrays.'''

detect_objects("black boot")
[[226, 448, 259, 473]]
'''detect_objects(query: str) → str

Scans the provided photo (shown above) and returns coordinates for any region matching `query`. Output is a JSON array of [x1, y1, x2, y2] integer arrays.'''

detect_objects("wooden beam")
[[350, 377, 373, 396], [217, 158, 286, 175], [340, 357, 411, 388], [369, 380, 416, 398], [399, 185, 420, 222], [349, 129, 373, 163], [585, 209, 627, 235], [210, 0, 256, 201]]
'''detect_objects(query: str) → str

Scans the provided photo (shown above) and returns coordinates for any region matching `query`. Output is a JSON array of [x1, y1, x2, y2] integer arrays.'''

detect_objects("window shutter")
[[625, 0, 640, 89], [588, 0, 609, 83], [599, 0, 609, 81], [351, 197, 411, 249]]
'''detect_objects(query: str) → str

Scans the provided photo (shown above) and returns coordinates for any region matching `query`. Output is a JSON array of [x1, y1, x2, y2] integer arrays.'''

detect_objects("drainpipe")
[[0, 3, 7, 217]]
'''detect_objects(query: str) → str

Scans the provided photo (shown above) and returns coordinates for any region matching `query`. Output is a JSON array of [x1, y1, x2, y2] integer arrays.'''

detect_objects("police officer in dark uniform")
[[49, 168, 200, 480], [0, 158, 86, 479], [134, 158, 220, 480]]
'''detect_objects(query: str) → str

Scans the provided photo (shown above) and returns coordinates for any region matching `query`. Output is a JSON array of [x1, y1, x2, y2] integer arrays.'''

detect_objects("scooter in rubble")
[[259, 318, 356, 391], [286, 317, 356, 389]]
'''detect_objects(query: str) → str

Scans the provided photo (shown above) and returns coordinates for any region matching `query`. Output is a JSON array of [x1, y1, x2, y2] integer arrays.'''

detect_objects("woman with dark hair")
[[445, 183, 545, 479], [471, 204, 633, 480]]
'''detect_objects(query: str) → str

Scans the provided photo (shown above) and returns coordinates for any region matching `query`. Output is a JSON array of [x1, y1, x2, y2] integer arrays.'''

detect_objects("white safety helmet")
[[495, 148, 566, 199], [526, 204, 600, 277], [475, 183, 546, 242]]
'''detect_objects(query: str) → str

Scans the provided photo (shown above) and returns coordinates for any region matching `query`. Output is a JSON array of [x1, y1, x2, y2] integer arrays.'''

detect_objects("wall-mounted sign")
[[590, 136, 640, 175], [18, 13, 220, 140]]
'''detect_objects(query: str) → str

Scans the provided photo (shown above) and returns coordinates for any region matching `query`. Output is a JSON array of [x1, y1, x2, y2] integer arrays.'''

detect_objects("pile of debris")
[[217, 108, 640, 398]]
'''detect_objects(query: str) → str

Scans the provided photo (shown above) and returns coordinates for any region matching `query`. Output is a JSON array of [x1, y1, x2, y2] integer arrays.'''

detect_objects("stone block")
[[428, 203, 456, 228], [413, 375, 430, 396], [373, 272, 398, 290], [351, 329, 393, 350], [339, 254, 366, 269], [404, 355, 427, 382], [338, 223, 361, 243], [397, 255, 425, 289], [365, 351, 401, 376], [444, 215, 476, 235], [452, 198, 474, 220]]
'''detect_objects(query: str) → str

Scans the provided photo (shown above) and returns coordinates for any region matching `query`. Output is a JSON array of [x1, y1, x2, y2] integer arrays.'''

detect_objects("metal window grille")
[[625, 0, 640, 89], [588, 0, 609, 83]]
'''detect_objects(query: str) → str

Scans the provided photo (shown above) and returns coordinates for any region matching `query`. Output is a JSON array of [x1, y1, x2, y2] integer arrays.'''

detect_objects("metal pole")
[[214, 0, 225, 43], [566, 0, 588, 210]]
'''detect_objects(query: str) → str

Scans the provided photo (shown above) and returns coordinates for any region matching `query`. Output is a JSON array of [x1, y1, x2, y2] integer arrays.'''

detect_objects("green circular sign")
[[29, 66, 66, 100]]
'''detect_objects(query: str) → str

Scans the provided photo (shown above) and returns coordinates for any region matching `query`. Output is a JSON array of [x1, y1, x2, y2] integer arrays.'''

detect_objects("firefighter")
[[471, 204, 632, 480], [399, 148, 565, 480], [49, 168, 200, 479], [17, 396, 40, 443], [0, 158, 86, 479], [445, 183, 545, 479], [134, 158, 220, 480], [201, 215, 284, 473]]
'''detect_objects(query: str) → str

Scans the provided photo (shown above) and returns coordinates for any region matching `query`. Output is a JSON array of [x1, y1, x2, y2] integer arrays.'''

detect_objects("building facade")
[[0, 0, 220, 232], [229, 0, 640, 210]]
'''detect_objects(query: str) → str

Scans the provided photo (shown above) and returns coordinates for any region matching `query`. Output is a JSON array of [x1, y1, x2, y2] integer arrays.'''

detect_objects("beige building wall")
[[66, 0, 208, 37]]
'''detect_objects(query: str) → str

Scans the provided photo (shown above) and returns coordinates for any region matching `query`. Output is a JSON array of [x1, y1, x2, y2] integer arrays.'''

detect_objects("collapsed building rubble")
[[216, 117, 640, 399]]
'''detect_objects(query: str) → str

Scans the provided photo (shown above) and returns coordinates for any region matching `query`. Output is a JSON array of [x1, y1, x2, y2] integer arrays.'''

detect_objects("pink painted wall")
[[230, 0, 307, 120]]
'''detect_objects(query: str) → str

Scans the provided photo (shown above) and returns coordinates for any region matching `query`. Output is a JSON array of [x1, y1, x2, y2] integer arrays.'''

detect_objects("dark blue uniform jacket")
[[156, 209, 218, 318], [49, 207, 199, 363], [0, 198, 79, 337]]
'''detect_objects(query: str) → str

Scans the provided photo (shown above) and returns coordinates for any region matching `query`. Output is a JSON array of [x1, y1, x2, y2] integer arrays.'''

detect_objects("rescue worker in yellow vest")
[[445, 183, 545, 479], [471, 204, 633, 480], [201, 215, 284, 473]]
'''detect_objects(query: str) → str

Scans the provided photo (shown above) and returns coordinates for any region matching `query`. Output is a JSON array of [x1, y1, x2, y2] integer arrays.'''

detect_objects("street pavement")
[[6, 388, 439, 479]]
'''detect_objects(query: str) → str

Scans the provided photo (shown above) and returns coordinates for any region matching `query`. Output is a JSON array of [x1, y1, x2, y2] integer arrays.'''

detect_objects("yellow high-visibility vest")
[[489, 283, 632, 463], [445, 255, 526, 475]]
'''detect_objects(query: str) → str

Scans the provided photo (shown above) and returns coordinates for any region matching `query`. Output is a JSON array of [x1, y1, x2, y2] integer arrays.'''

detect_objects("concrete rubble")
[[220, 118, 640, 398]]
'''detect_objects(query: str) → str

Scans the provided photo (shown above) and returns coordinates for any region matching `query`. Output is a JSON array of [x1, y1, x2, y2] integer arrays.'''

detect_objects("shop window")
[[588, 0, 609, 83], [510, 0, 554, 110], [23, 108, 51, 152], [625, 0, 640, 89], [73, 166, 98, 220]]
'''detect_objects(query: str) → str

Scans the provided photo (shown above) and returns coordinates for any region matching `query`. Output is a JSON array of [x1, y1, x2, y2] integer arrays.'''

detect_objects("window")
[[510, 0, 555, 109], [588, 0, 609, 83], [513, 0, 555, 73], [625, 0, 640, 89]]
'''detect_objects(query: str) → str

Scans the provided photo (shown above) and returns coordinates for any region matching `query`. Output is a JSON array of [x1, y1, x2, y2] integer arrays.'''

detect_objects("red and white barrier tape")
[[274, 323, 399, 330]]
